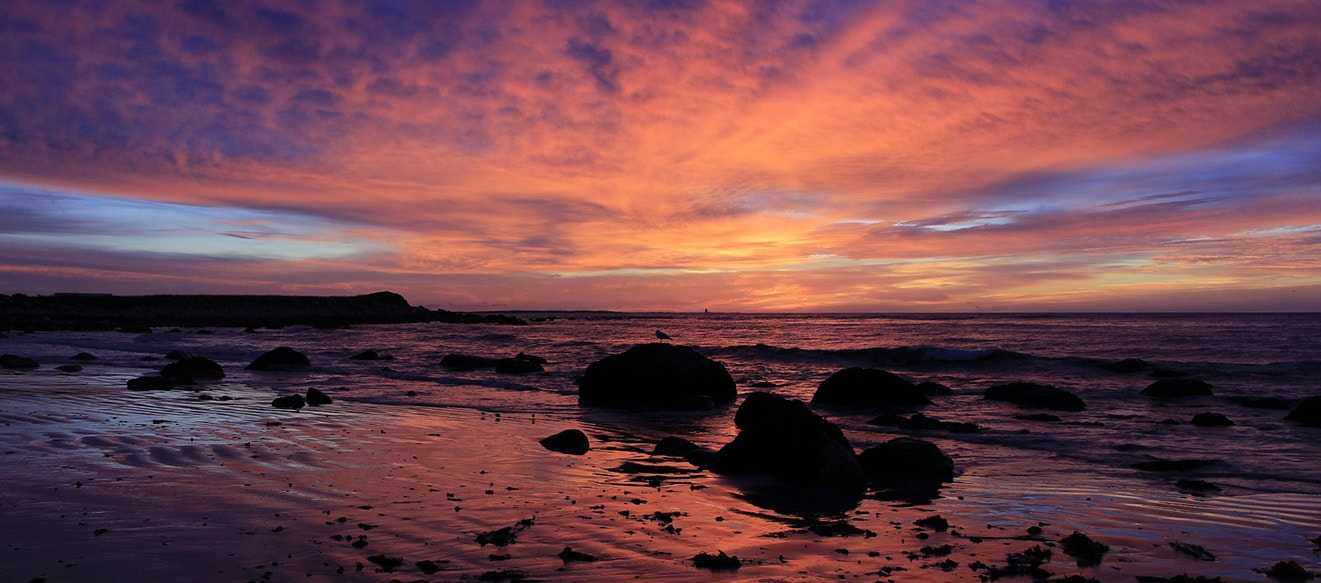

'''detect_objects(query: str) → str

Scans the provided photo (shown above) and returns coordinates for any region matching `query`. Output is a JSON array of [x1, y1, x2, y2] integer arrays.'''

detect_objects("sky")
[[2, 0, 1321, 312]]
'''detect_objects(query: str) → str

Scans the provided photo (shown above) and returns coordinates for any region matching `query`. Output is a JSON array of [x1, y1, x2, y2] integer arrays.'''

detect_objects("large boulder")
[[577, 344, 736, 409], [812, 368, 930, 409], [1143, 378, 1213, 399], [247, 347, 311, 371], [713, 393, 865, 494], [161, 356, 225, 381], [1, 354, 39, 370], [858, 437, 955, 487], [1285, 396, 1321, 427], [984, 382, 1086, 411], [539, 429, 589, 455]]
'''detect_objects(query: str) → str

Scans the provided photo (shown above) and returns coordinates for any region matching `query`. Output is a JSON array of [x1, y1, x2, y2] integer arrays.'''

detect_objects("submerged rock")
[[653, 436, 700, 457], [1103, 358, 1149, 373], [164, 350, 189, 360], [127, 375, 180, 390], [495, 355, 544, 374], [713, 393, 865, 494], [1176, 479, 1222, 494], [558, 547, 598, 563], [56, 364, 83, 373], [247, 347, 311, 371], [161, 356, 224, 381], [1285, 396, 1321, 427], [271, 394, 306, 409], [305, 388, 333, 406], [71, 352, 98, 361], [859, 437, 955, 487], [578, 344, 736, 409], [1143, 379, 1213, 399], [475, 518, 534, 547], [811, 367, 930, 409], [984, 382, 1085, 411], [1168, 541, 1216, 561], [692, 551, 741, 571], [916, 381, 955, 396], [1133, 458, 1220, 472], [539, 429, 589, 455], [1060, 531, 1109, 566], [349, 350, 392, 361], [440, 353, 497, 371], [1227, 396, 1292, 410], [866, 413, 981, 433], [0, 354, 39, 370], [1261, 561, 1314, 581], [1190, 412, 1233, 427]]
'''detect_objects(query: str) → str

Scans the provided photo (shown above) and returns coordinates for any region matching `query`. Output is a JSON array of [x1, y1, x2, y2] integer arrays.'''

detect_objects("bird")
[[655, 329, 671, 340]]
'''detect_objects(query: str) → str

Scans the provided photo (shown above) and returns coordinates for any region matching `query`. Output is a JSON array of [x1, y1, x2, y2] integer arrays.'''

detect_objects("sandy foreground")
[[1, 368, 1318, 582]]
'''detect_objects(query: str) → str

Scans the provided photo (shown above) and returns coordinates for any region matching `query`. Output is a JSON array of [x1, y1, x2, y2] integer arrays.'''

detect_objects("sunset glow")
[[3, 0, 1321, 310]]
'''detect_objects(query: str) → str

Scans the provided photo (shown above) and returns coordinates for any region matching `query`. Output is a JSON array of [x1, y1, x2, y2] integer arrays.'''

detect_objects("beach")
[[2, 314, 1319, 582]]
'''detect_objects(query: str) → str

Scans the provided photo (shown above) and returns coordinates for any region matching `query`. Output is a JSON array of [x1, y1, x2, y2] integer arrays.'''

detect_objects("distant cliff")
[[0, 291, 524, 331]]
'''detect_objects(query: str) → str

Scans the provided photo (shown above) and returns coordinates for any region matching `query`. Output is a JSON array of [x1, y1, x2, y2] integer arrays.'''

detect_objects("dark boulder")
[[578, 344, 736, 409], [1103, 358, 1149, 373], [272, 394, 306, 409], [1143, 379, 1213, 399], [161, 356, 224, 381], [984, 382, 1085, 411], [72, 352, 98, 361], [495, 355, 544, 374], [812, 368, 929, 409], [1190, 413, 1233, 427], [692, 551, 741, 570], [56, 364, 83, 373], [1262, 561, 1313, 581], [305, 388, 333, 406], [439, 353, 497, 371], [1, 354, 39, 370], [349, 350, 392, 361], [127, 375, 180, 390], [858, 437, 955, 487], [515, 352, 548, 365], [247, 347, 311, 371], [1060, 531, 1109, 566], [1285, 396, 1321, 427], [539, 429, 589, 455], [713, 393, 865, 494]]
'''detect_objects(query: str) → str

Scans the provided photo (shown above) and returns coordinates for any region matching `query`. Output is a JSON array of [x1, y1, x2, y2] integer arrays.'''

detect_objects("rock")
[[164, 350, 190, 360], [1168, 541, 1216, 561], [1227, 396, 1292, 410], [349, 350, 392, 361], [305, 388, 332, 406], [160, 356, 224, 381], [366, 554, 404, 572], [859, 437, 955, 487], [71, 352, 98, 361], [1190, 413, 1233, 427], [558, 547, 598, 563], [271, 394, 306, 409], [916, 381, 955, 396], [1285, 396, 1321, 427], [247, 347, 311, 371], [1103, 358, 1149, 373], [1060, 532, 1109, 566], [1, 354, 39, 370], [415, 560, 444, 575], [811, 367, 930, 409], [475, 518, 534, 547], [515, 352, 547, 365], [654, 436, 700, 457], [1150, 368, 1191, 378], [495, 355, 544, 374], [56, 364, 82, 373], [439, 353, 497, 371], [914, 515, 950, 531], [984, 382, 1085, 411], [1176, 479, 1221, 494], [692, 551, 741, 570], [1262, 561, 1313, 581], [1143, 379, 1213, 399], [1133, 458, 1219, 472], [127, 375, 179, 390], [713, 393, 865, 494], [539, 429, 589, 455], [578, 344, 736, 409]]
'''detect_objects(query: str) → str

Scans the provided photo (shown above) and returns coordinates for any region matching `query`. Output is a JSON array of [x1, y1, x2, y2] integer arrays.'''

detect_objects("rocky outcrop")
[[811, 368, 930, 409], [247, 347, 311, 371], [1143, 379, 1214, 399], [1285, 396, 1321, 427], [713, 393, 865, 494], [858, 437, 955, 487], [984, 382, 1086, 411], [539, 429, 590, 455], [160, 356, 225, 381], [0, 354, 38, 370], [577, 344, 736, 409]]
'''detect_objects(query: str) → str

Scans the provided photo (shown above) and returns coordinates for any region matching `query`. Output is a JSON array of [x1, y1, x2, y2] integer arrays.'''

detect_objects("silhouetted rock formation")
[[539, 429, 590, 455], [577, 344, 736, 409], [305, 388, 333, 406], [0, 291, 525, 331], [1190, 412, 1233, 427], [984, 382, 1086, 411], [811, 368, 930, 409], [440, 353, 545, 374], [71, 352, 97, 361], [247, 347, 311, 371], [1, 354, 38, 370], [858, 437, 955, 487], [713, 393, 865, 494], [161, 356, 225, 381], [1143, 379, 1213, 399], [1103, 358, 1149, 373], [272, 394, 306, 409], [1286, 396, 1321, 427], [349, 350, 392, 361]]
